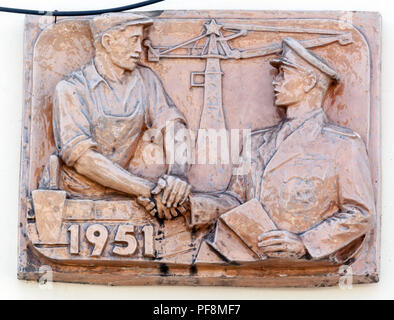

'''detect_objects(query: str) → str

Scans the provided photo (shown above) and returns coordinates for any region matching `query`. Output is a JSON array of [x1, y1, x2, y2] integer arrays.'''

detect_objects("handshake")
[[137, 174, 191, 220]]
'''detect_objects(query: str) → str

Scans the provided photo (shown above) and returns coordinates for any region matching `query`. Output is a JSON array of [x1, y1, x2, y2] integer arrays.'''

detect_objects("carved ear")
[[304, 71, 317, 93], [101, 33, 112, 52]]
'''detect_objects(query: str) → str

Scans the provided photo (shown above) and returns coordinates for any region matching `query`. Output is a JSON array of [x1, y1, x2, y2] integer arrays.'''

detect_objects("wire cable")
[[0, 0, 164, 16]]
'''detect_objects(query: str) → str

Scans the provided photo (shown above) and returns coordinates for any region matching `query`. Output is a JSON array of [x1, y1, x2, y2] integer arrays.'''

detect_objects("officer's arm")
[[300, 137, 375, 260], [184, 168, 247, 228]]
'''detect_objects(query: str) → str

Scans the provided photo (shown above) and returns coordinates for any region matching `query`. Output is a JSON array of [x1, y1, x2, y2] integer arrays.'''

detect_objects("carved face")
[[272, 65, 308, 107], [102, 25, 144, 71]]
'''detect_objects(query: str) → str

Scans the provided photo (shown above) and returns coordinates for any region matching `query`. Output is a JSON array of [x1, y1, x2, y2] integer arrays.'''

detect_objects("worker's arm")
[[74, 149, 155, 198], [164, 120, 191, 180], [53, 79, 156, 199], [156, 119, 192, 209]]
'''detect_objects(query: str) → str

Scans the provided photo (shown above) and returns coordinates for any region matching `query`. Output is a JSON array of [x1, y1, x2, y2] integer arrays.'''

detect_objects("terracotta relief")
[[18, 10, 381, 287]]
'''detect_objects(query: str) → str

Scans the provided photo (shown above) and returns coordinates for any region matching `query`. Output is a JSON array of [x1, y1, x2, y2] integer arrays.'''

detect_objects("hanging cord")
[[0, 0, 164, 16]]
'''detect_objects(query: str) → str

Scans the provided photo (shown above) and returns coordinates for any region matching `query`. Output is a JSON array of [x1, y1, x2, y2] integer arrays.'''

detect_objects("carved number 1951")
[[67, 224, 155, 258]]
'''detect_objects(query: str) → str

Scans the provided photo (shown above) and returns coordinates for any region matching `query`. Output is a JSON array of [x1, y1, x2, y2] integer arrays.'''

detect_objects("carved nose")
[[135, 41, 142, 53]]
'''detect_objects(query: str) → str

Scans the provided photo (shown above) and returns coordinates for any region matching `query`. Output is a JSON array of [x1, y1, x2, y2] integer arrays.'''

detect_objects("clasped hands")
[[137, 174, 191, 220]]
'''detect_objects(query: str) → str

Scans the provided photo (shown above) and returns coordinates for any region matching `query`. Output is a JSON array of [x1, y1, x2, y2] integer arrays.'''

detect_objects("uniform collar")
[[261, 107, 327, 177], [283, 107, 326, 133]]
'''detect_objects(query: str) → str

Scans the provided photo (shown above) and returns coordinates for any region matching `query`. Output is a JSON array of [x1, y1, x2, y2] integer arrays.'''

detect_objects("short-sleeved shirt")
[[52, 61, 185, 198]]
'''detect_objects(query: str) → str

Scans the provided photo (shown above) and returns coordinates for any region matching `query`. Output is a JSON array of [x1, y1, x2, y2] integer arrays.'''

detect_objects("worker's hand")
[[151, 174, 191, 208], [257, 230, 306, 259], [136, 196, 157, 217]]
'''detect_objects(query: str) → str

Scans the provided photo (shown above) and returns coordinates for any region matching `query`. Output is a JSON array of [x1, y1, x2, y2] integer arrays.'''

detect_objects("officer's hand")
[[151, 174, 191, 208], [257, 230, 306, 259], [155, 194, 190, 220], [137, 195, 189, 220], [154, 193, 177, 219]]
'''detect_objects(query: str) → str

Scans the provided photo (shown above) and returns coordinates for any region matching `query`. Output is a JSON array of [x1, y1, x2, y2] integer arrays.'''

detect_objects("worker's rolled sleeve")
[[53, 79, 98, 167]]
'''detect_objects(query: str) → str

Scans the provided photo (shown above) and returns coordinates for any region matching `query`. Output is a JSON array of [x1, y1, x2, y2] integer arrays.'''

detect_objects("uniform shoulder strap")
[[323, 123, 361, 139]]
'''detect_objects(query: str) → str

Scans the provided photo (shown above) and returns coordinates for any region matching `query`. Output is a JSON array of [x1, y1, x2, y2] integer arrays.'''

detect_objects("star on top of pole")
[[204, 19, 222, 36]]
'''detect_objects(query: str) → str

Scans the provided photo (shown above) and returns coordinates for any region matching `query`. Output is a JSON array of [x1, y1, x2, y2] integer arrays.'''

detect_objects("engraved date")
[[67, 224, 155, 258]]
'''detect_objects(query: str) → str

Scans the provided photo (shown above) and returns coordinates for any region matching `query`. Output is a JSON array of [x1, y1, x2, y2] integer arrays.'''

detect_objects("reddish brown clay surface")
[[18, 10, 381, 287]]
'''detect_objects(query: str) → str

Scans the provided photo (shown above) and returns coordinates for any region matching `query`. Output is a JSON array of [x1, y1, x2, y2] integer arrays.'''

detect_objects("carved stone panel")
[[18, 10, 381, 287]]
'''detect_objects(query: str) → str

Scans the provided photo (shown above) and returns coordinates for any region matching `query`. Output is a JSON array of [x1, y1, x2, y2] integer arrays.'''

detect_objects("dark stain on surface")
[[189, 265, 198, 276], [159, 263, 169, 276]]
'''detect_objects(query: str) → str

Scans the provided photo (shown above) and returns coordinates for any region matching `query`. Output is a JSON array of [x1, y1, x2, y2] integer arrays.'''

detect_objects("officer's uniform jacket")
[[189, 108, 375, 262]]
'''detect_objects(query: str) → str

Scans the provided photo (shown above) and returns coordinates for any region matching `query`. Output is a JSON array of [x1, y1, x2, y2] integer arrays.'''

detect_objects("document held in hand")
[[207, 199, 277, 262]]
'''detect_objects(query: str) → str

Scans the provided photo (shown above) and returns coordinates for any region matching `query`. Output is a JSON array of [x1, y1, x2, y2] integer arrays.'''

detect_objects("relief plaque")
[[18, 10, 381, 287]]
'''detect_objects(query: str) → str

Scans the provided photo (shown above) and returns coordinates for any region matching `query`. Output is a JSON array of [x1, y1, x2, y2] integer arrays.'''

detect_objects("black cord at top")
[[0, 0, 164, 16]]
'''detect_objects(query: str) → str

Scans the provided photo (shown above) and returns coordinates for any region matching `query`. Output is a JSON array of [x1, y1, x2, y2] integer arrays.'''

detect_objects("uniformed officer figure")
[[187, 37, 375, 263]]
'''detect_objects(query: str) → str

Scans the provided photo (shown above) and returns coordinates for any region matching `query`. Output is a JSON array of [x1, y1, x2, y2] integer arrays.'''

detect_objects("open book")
[[207, 199, 277, 262]]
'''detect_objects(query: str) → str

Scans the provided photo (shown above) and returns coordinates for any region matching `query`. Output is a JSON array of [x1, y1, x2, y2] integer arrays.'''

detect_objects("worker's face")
[[102, 25, 144, 71], [272, 65, 307, 107]]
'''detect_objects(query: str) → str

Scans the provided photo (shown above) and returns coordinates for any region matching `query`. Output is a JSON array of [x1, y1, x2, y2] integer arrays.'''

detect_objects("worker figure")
[[39, 13, 191, 219]]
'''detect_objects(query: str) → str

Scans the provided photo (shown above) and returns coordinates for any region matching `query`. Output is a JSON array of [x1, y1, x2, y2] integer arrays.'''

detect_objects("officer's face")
[[272, 65, 307, 107], [103, 25, 144, 71]]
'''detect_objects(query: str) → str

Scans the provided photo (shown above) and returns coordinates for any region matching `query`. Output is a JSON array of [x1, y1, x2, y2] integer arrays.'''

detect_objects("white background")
[[0, 0, 392, 300]]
